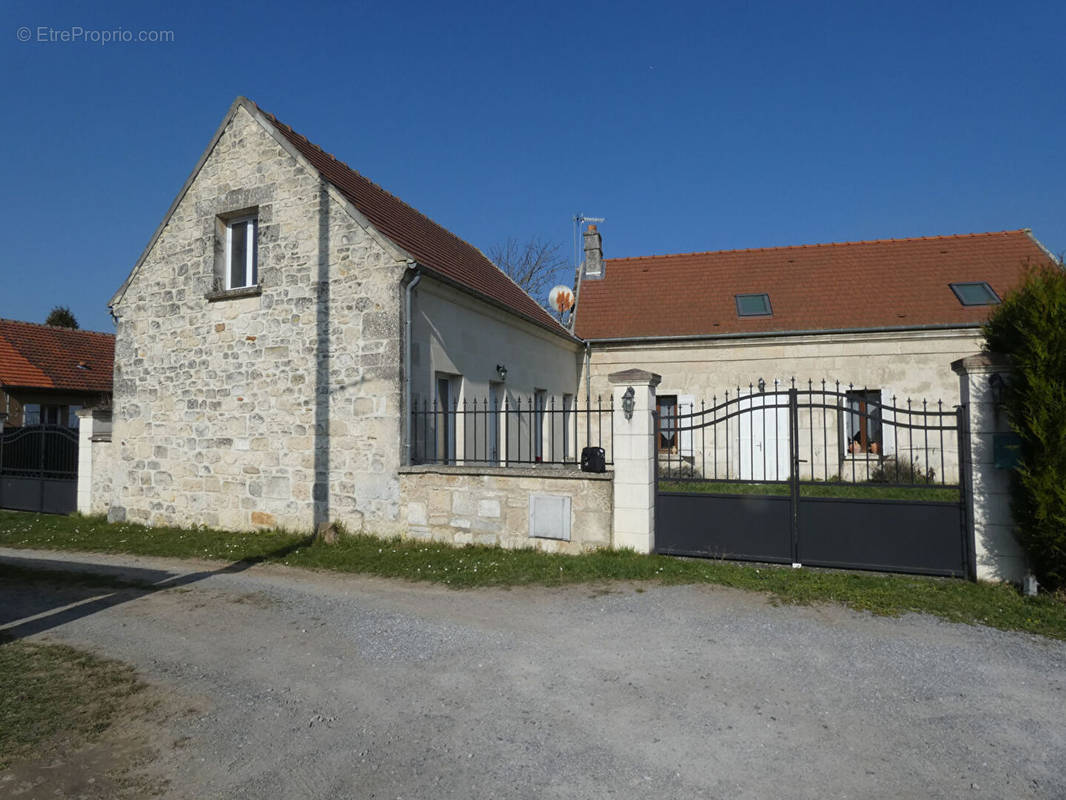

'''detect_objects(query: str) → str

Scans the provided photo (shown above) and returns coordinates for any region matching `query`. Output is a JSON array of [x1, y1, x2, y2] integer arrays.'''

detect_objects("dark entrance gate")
[[0, 425, 80, 514], [655, 380, 972, 578]]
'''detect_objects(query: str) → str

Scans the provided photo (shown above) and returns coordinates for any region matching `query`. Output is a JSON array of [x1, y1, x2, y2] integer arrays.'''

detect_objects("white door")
[[738, 389, 790, 481]]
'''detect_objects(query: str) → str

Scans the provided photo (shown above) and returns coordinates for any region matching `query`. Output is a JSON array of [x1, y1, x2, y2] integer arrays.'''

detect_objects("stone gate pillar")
[[609, 369, 660, 553], [76, 408, 112, 515], [952, 354, 1027, 583]]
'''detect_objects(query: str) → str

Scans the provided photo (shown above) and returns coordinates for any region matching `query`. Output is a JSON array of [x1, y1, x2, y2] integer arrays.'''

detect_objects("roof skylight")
[[950, 282, 1000, 306], [735, 293, 773, 317]]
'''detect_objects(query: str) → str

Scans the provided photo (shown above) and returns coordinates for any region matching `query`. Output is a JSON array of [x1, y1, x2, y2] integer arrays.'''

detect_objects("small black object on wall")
[[581, 446, 606, 473]]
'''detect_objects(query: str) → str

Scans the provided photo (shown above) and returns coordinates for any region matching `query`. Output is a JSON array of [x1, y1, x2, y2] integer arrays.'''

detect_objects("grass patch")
[[1, 510, 1063, 639], [659, 480, 960, 502], [0, 636, 143, 769]]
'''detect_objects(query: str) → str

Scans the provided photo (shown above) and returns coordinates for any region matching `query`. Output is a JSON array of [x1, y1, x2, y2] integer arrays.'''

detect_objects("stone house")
[[0, 319, 114, 429], [94, 95, 1051, 578], [105, 97, 583, 534], [574, 226, 1054, 483]]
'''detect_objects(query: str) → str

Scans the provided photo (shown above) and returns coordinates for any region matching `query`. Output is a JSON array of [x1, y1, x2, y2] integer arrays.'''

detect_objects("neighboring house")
[[0, 319, 114, 429], [0, 319, 114, 514], [107, 97, 582, 532], [574, 226, 1054, 482]]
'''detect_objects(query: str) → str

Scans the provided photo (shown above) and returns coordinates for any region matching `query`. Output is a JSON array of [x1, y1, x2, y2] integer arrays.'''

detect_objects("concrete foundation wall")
[[399, 466, 612, 554]]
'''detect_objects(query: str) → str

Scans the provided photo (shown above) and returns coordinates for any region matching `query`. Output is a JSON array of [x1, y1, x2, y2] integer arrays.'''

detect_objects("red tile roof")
[[255, 104, 572, 340], [0, 319, 114, 393], [574, 230, 1055, 340]]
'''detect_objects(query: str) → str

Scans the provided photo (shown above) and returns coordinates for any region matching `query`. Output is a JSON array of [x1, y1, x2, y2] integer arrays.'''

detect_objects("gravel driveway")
[[2, 547, 1064, 799]]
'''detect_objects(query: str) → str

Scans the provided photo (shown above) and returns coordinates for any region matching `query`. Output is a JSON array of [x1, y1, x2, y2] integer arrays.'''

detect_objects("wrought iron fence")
[[0, 425, 80, 479], [410, 394, 613, 467], [658, 379, 961, 487]]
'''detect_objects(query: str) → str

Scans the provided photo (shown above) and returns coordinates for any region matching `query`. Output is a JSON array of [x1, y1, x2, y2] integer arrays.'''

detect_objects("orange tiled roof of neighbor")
[[254, 102, 572, 340], [574, 229, 1055, 340], [0, 319, 114, 392]]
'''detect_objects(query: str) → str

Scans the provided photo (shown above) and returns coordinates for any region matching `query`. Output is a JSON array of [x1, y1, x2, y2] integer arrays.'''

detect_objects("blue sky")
[[2, 0, 1063, 332]]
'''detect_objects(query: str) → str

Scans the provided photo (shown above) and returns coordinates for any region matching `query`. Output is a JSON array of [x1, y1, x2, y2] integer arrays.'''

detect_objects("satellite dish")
[[549, 285, 575, 313]]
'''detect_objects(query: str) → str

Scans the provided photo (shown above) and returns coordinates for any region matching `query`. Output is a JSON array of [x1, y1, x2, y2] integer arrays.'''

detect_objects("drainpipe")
[[584, 340, 592, 450], [584, 340, 591, 408], [403, 264, 421, 465]]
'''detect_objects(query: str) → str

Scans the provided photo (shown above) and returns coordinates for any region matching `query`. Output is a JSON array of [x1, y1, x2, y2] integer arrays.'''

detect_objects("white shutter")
[[738, 390, 755, 480], [880, 388, 896, 457], [678, 395, 695, 457]]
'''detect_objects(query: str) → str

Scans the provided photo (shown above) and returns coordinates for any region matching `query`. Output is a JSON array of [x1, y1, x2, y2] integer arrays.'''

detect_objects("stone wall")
[[108, 103, 406, 533], [398, 466, 613, 554]]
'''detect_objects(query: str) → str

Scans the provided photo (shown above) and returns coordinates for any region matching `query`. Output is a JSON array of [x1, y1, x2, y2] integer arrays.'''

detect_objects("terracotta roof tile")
[[255, 104, 572, 340], [574, 230, 1054, 340], [0, 319, 114, 392]]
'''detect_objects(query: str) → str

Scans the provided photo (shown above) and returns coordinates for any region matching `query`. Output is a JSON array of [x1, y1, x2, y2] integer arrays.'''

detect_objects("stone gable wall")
[[109, 105, 406, 533]]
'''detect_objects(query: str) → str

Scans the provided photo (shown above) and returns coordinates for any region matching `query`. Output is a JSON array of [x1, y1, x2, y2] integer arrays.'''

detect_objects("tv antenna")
[[572, 213, 605, 269]]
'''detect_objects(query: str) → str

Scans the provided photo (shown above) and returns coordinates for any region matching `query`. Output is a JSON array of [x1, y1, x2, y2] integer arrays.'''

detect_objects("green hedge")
[[984, 263, 1066, 590]]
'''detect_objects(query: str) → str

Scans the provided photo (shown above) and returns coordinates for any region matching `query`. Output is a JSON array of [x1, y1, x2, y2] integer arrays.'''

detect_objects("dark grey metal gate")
[[0, 425, 80, 514], [654, 380, 972, 579]]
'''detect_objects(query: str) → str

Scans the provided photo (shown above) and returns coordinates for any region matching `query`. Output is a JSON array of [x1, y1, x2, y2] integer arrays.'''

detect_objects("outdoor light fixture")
[[496, 364, 508, 381], [622, 386, 635, 420], [757, 377, 766, 393], [989, 373, 1006, 406]]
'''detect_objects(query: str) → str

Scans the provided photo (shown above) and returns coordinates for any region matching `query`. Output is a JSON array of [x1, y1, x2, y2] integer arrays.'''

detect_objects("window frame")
[[844, 389, 883, 455], [949, 281, 1000, 306], [657, 394, 679, 453], [735, 293, 773, 317], [434, 374, 458, 464], [533, 389, 547, 462], [225, 215, 259, 290]]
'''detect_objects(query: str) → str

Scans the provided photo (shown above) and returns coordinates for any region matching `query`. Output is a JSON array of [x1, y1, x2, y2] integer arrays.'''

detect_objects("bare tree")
[[487, 236, 569, 308]]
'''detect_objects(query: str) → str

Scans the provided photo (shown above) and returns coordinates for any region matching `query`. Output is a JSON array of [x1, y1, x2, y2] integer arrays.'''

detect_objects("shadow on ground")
[[0, 538, 311, 642]]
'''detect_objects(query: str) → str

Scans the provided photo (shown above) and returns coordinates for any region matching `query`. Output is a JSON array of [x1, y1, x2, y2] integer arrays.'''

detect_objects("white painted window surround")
[[225, 216, 258, 289], [534, 389, 546, 462], [678, 394, 695, 457]]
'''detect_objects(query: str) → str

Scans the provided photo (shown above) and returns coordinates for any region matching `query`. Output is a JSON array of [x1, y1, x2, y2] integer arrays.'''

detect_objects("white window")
[[534, 390, 546, 462], [489, 382, 503, 463], [225, 216, 258, 289], [562, 393, 574, 461], [845, 390, 883, 455], [435, 374, 458, 464]]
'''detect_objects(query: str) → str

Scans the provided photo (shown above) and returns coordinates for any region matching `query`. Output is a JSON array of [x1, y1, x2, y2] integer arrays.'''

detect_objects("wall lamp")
[[988, 373, 1006, 407], [621, 386, 635, 420], [757, 377, 766, 393], [496, 364, 508, 381]]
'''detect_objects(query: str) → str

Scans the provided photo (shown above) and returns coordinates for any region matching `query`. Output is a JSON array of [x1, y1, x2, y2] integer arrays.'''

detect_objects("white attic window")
[[225, 215, 258, 289]]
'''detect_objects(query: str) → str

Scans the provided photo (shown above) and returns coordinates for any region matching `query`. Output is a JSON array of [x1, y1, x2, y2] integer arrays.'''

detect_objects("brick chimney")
[[583, 224, 603, 279]]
